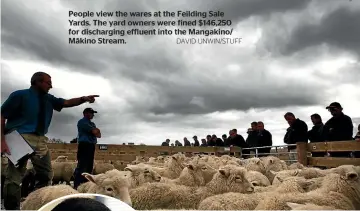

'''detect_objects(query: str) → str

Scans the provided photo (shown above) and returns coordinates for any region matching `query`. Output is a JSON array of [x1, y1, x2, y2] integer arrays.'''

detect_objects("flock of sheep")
[[2, 153, 360, 210]]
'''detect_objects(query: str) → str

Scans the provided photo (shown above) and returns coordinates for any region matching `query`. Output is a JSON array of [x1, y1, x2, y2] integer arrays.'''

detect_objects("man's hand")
[[83, 95, 99, 103], [1, 135, 10, 154]]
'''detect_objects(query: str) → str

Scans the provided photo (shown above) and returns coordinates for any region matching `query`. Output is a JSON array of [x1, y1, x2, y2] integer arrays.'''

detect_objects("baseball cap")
[[326, 102, 342, 109], [83, 108, 98, 114]]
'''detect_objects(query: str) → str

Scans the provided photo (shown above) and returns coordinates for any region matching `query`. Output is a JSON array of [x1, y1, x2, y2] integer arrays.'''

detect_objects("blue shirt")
[[77, 117, 97, 144], [1, 87, 65, 136]]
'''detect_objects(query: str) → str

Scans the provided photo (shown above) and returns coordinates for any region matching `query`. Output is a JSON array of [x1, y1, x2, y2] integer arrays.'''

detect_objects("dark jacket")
[[223, 138, 230, 147], [207, 139, 216, 146], [194, 140, 200, 146], [257, 129, 272, 155], [228, 134, 248, 148], [284, 118, 308, 150], [175, 142, 183, 146], [325, 113, 353, 142], [246, 131, 259, 148], [215, 138, 224, 146], [184, 140, 191, 146], [308, 124, 328, 143], [200, 142, 207, 147], [355, 132, 360, 140], [161, 141, 169, 146]]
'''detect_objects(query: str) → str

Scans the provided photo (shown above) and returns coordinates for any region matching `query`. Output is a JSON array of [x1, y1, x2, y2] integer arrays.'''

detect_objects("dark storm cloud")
[[207, 0, 311, 21], [2, 0, 356, 119], [274, 7, 360, 58]]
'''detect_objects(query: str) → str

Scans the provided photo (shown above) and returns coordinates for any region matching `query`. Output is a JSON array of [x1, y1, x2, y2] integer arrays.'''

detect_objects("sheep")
[[288, 162, 305, 170], [261, 156, 288, 182], [287, 202, 337, 210], [77, 169, 132, 206], [142, 154, 185, 179], [123, 165, 162, 188], [92, 162, 115, 174], [53, 155, 69, 162], [198, 176, 314, 210], [243, 158, 266, 174], [271, 169, 301, 185], [160, 160, 217, 186], [20, 184, 79, 210], [129, 164, 255, 210], [131, 156, 148, 165], [245, 170, 271, 187], [254, 171, 359, 210], [52, 161, 77, 185]]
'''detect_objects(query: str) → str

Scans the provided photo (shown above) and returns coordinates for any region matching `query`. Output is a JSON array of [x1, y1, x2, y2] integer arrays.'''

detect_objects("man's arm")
[[61, 95, 100, 108], [344, 117, 354, 140], [78, 121, 101, 138]]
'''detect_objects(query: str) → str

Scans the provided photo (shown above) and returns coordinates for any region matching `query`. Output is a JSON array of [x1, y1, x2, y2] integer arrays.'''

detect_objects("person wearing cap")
[[324, 102, 353, 157], [161, 139, 170, 146], [73, 107, 101, 189], [193, 135, 200, 146], [0, 72, 99, 210]]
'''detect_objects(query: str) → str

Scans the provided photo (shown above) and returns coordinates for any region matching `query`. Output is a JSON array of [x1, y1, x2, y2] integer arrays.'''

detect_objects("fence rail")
[[47, 140, 360, 168]]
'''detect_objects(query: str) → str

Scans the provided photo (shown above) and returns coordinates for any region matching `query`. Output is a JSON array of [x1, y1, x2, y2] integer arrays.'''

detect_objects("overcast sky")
[[1, 0, 360, 146]]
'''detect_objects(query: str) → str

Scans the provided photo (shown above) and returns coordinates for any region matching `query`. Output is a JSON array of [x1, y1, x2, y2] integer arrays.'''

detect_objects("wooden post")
[[296, 142, 308, 166]]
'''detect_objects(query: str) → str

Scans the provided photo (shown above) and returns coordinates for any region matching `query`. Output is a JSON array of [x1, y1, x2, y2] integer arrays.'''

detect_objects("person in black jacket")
[[200, 138, 207, 147], [161, 139, 170, 146], [211, 134, 224, 146], [256, 121, 272, 157], [192, 135, 200, 146], [283, 112, 308, 162], [354, 124, 360, 158], [228, 129, 249, 158], [246, 122, 259, 155], [206, 134, 216, 146], [175, 140, 183, 146], [183, 137, 191, 146], [308, 113, 328, 157], [325, 102, 353, 157], [222, 134, 229, 146]]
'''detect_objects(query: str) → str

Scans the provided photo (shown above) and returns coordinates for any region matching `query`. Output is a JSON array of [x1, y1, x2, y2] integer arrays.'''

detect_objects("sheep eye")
[[201, 167, 207, 170], [235, 176, 242, 180], [252, 182, 258, 186], [144, 171, 150, 174], [106, 187, 113, 192]]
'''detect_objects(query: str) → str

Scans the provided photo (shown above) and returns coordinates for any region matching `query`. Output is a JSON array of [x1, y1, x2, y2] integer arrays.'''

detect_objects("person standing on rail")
[[325, 102, 354, 158], [73, 108, 101, 190], [283, 112, 308, 162], [1, 72, 99, 210]]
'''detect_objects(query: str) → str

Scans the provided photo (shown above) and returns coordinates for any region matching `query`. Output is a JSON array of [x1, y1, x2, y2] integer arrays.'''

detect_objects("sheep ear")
[[345, 172, 358, 181], [286, 202, 303, 210], [82, 173, 96, 184], [124, 167, 133, 172], [256, 159, 260, 164], [219, 168, 230, 177], [187, 164, 194, 170]]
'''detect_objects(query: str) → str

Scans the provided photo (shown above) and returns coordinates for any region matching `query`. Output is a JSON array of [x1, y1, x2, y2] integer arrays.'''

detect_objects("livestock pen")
[[47, 140, 360, 169]]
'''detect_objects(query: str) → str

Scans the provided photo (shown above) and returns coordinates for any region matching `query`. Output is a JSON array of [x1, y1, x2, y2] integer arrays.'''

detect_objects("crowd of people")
[[161, 102, 360, 159]]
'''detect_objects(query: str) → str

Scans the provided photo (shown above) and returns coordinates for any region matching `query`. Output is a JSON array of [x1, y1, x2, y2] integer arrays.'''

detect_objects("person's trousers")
[[3, 134, 53, 210], [73, 142, 95, 190]]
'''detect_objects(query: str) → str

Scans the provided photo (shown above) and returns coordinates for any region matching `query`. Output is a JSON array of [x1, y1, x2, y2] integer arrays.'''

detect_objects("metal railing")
[[241, 144, 298, 164]]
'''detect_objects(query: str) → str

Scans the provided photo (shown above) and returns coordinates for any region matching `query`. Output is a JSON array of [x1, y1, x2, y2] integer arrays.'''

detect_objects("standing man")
[[161, 139, 170, 146], [246, 122, 259, 154], [307, 113, 328, 157], [283, 112, 308, 162], [324, 102, 353, 157], [228, 129, 249, 158], [183, 137, 191, 146], [73, 108, 101, 189], [192, 136, 200, 146], [1, 72, 99, 210], [256, 121, 272, 157]]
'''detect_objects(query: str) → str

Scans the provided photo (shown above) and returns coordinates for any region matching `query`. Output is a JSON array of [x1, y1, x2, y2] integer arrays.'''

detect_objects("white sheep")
[[92, 162, 115, 174], [160, 160, 217, 186], [246, 170, 271, 187], [77, 169, 132, 206], [255, 171, 359, 210], [21, 184, 79, 210], [51, 161, 77, 185], [198, 176, 314, 210], [129, 164, 254, 210], [141, 154, 185, 179], [287, 202, 336, 210]]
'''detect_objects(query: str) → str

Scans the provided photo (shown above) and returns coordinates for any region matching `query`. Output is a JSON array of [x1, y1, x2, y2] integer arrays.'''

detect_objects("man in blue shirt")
[[1, 72, 99, 210], [73, 107, 101, 189]]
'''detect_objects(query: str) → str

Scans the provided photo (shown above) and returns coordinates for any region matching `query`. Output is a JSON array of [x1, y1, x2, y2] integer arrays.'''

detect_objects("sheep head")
[[82, 170, 132, 206], [216, 165, 254, 193]]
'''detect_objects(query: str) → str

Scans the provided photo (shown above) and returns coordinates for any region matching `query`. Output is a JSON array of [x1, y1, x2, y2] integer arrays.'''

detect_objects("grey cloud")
[[271, 7, 360, 58]]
